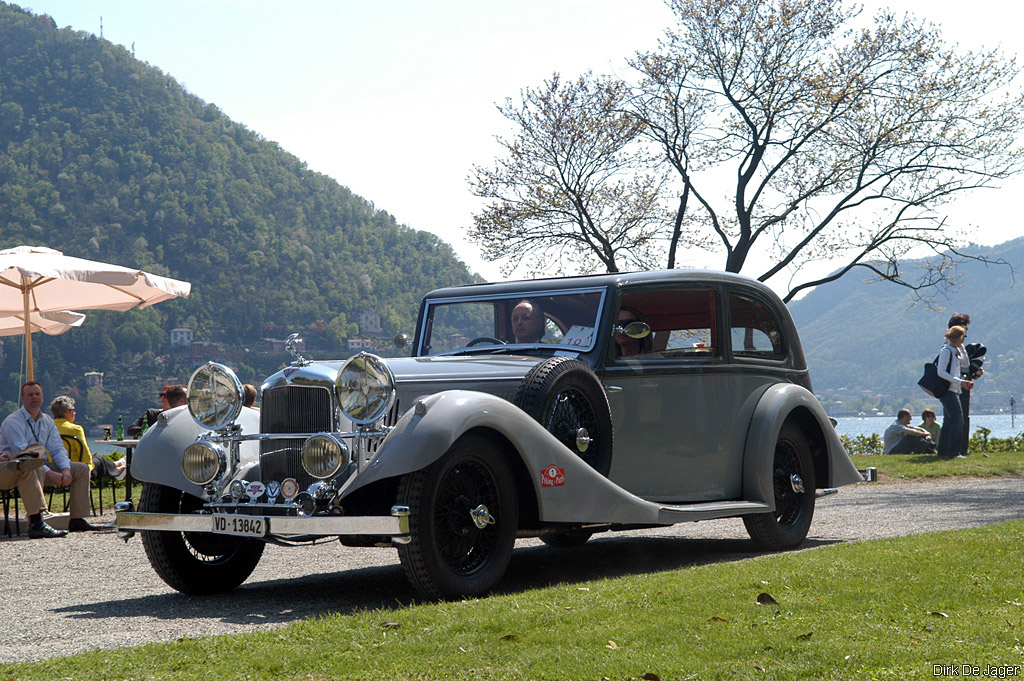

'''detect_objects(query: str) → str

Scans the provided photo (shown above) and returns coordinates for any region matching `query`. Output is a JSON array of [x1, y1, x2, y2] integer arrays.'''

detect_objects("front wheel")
[[397, 434, 518, 600], [139, 482, 265, 595], [743, 423, 816, 551]]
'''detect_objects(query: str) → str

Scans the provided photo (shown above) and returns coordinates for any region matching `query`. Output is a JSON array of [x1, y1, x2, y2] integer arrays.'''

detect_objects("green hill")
[[0, 3, 478, 425], [788, 238, 1024, 414]]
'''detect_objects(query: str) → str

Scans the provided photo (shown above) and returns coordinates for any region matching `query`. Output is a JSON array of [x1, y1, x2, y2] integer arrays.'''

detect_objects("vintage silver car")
[[117, 270, 863, 599]]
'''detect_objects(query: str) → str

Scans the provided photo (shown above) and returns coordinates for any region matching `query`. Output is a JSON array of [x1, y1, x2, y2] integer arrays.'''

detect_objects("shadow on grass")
[[52, 532, 836, 626]]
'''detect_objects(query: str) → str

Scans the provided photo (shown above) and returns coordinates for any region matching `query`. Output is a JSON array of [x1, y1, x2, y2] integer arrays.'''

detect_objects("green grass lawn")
[[852, 449, 1024, 483], [4, 520, 1023, 680]]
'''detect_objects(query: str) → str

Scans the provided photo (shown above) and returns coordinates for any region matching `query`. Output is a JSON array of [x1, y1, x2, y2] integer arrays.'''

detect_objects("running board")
[[656, 500, 771, 523]]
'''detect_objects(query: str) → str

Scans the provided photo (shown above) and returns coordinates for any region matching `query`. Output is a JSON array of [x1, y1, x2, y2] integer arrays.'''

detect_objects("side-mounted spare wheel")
[[743, 422, 816, 551], [513, 357, 612, 548], [139, 482, 265, 595], [512, 357, 613, 476]]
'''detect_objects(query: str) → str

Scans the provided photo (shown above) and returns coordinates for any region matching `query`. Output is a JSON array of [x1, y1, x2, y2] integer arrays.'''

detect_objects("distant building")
[[353, 309, 383, 335], [170, 328, 194, 347], [346, 338, 374, 351], [84, 371, 103, 388]]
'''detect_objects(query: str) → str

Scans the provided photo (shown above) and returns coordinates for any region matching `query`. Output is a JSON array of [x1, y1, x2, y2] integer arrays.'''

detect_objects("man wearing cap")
[[0, 442, 67, 538], [0, 381, 97, 533]]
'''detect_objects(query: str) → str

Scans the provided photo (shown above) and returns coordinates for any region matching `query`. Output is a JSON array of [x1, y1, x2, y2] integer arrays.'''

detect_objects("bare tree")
[[631, 0, 1024, 301], [468, 73, 684, 276]]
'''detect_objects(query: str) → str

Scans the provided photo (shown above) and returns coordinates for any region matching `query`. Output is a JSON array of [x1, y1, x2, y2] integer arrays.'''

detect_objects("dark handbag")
[[918, 361, 947, 398]]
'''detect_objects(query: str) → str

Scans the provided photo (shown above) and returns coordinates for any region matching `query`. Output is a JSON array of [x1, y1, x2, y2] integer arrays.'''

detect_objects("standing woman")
[[936, 325, 973, 459]]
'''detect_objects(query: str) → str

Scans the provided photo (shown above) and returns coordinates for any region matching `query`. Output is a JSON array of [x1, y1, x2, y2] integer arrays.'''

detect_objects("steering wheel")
[[466, 336, 507, 347]]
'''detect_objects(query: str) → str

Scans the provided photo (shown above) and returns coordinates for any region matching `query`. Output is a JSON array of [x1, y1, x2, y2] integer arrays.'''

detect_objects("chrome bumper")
[[116, 507, 410, 537]]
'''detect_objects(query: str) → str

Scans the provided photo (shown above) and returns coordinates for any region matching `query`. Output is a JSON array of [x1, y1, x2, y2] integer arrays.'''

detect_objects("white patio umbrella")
[[0, 310, 86, 337], [0, 245, 192, 380]]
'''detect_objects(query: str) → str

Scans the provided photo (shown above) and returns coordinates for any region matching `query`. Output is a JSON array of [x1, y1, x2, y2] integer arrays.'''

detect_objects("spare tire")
[[512, 357, 613, 476]]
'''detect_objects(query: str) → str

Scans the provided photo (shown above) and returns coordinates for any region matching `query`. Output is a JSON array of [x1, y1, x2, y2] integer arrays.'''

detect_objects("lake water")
[[836, 414, 1024, 439]]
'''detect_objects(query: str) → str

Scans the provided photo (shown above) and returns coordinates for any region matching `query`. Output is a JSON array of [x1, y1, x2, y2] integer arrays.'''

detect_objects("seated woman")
[[51, 396, 126, 480], [615, 306, 654, 358]]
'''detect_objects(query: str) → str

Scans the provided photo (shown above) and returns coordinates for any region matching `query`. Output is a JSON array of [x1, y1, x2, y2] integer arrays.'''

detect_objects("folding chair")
[[1, 487, 21, 537]]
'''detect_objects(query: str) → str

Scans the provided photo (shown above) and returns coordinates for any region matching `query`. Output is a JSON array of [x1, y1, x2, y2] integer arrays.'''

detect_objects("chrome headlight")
[[187, 362, 243, 430], [335, 353, 395, 425], [301, 434, 349, 479], [181, 441, 226, 485]]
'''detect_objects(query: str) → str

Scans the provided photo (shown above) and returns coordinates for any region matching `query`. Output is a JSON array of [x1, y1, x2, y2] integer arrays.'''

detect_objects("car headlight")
[[182, 441, 226, 485], [301, 434, 349, 479], [335, 353, 395, 425], [187, 362, 243, 430]]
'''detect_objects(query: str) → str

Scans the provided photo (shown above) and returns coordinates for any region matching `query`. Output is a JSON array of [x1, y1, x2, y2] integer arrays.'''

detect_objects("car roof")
[[423, 269, 782, 303]]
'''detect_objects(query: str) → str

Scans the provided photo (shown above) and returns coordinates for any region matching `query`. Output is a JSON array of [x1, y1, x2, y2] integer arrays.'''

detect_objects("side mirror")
[[393, 333, 409, 349], [613, 321, 651, 340]]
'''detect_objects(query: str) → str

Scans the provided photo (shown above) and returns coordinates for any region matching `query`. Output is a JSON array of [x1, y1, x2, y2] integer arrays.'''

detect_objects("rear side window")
[[615, 288, 719, 361], [729, 292, 784, 359]]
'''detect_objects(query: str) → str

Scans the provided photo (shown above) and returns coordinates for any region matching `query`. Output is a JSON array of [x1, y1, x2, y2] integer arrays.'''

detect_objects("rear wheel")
[[397, 434, 518, 600], [743, 423, 816, 551], [139, 482, 265, 595]]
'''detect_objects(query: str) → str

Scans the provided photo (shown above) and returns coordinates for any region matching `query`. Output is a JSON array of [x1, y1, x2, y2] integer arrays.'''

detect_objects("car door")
[[601, 284, 738, 502]]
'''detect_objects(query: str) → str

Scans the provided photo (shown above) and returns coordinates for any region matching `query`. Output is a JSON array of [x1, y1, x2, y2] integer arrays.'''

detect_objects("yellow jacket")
[[55, 418, 94, 470]]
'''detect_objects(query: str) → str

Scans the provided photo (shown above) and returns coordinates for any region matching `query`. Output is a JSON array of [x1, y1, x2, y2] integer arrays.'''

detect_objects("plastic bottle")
[[116, 415, 124, 441], [140, 419, 148, 437]]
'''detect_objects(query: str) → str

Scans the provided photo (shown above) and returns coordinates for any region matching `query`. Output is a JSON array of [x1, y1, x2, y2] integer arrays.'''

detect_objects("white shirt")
[[936, 344, 967, 395], [0, 406, 69, 472]]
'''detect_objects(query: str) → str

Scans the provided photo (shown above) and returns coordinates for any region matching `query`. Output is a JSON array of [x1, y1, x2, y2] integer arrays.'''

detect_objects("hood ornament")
[[286, 332, 310, 366]]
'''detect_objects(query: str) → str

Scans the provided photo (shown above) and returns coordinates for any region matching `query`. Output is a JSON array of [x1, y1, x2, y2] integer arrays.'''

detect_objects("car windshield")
[[419, 289, 606, 356]]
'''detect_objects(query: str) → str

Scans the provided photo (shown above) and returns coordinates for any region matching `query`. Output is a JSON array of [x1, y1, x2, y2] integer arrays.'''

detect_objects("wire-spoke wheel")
[[743, 423, 816, 551], [397, 434, 518, 600], [513, 357, 613, 475]]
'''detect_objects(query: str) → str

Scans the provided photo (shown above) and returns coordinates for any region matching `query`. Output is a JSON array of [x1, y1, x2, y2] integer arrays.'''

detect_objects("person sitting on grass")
[[918, 408, 941, 444], [883, 408, 937, 454]]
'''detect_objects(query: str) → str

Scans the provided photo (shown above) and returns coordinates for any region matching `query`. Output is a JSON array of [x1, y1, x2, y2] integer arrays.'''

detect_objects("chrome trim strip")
[[117, 512, 409, 536], [202, 429, 392, 443]]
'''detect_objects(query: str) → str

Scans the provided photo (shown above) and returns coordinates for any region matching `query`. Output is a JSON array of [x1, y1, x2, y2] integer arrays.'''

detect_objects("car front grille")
[[259, 385, 334, 490]]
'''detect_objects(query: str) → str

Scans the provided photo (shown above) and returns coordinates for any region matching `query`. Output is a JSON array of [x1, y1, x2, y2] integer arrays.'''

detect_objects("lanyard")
[[25, 415, 40, 444]]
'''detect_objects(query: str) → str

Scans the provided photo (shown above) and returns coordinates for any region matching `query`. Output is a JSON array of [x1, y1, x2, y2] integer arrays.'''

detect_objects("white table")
[[95, 439, 140, 503]]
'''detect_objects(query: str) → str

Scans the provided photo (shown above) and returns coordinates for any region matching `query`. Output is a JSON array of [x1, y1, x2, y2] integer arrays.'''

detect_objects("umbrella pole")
[[23, 282, 33, 382]]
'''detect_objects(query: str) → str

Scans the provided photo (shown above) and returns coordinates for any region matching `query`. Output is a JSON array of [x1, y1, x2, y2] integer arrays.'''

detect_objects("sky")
[[17, 0, 1024, 295]]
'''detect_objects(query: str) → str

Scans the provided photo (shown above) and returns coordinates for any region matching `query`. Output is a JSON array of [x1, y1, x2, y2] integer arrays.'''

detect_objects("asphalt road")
[[2, 476, 1022, 664]]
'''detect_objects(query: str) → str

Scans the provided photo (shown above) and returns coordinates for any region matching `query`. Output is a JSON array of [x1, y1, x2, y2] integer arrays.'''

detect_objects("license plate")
[[212, 514, 266, 537]]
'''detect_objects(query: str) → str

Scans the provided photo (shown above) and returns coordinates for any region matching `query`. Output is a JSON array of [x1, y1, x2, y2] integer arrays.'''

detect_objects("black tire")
[[513, 357, 613, 476], [743, 423, 816, 551], [539, 528, 594, 547], [139, 482, 265, 595], [397, 434, 518, 600]]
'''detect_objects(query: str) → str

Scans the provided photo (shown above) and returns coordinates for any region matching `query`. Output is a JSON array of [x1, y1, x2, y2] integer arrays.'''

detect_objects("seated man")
[[127, 384, 186, 437], [0, 382, 96, 532], [511, 300, 545, 343], [0, 443, 67, 538], [883, 408, 937, 454]]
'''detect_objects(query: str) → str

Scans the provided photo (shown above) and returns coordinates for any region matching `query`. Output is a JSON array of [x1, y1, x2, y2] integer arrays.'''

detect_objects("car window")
[[420, 290, 604, 355], [729, 292, 784, 359], [615, 288, 719, 361]]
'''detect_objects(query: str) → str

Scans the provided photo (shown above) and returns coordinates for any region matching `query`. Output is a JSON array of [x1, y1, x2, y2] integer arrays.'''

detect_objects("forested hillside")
[[0, 3, 477, 425], [789, 238, 1024, 414]]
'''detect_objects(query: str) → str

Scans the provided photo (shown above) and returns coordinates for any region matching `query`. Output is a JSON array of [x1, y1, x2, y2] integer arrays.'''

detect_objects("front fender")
[[129, 405, 262, 498], [344, 390, 664, 525], [742, 383, 862, 507]]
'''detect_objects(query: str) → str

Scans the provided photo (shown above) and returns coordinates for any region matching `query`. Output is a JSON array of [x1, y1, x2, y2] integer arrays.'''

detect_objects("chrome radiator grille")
[[259, 385, 334, 489]]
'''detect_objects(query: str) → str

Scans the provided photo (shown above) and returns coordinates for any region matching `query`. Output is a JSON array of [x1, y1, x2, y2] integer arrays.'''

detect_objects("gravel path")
[[2, 477, 1022, 664]]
